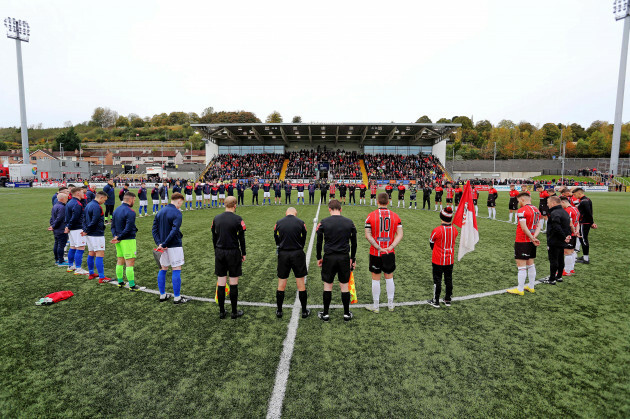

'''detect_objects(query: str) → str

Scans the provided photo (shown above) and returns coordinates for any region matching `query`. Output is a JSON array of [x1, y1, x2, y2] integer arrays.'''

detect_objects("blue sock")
[[145, 206, 148, 215], [95, 256, 105, 278], [172, 270, 181, 298], [87, 254, 95, 274], [74, 249, 84, 269], [157, 269, 167, 295], [67, 248, 76, 266]]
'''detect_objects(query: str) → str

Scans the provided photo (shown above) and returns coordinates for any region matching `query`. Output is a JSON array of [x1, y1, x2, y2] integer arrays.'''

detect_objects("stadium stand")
[[364, 153, 444, 183], [202, 153, 284, 181], [284, 149, 362, 180]]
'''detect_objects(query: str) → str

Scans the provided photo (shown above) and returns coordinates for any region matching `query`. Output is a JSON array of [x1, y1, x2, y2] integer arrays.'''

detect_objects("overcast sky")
[[0, 0, 627, 128]]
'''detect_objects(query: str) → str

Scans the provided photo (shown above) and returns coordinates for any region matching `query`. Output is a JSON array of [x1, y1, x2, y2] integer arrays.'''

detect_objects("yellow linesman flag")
[[348, 272, 358, 304], [214, 282, 230, 303]]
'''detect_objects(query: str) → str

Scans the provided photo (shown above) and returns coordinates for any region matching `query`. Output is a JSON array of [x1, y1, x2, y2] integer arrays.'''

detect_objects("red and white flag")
[[453, 181, 479, 261]]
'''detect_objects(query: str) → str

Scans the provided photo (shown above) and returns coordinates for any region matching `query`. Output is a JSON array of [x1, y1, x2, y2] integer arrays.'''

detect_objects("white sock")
[[372, 280, 380, 308], [475, 205, 478, 215], [527, 264, 536, 289], [584, 255, 589, 262], [564, 255, 571, 272], [492, 208, 496, 218], [440, 205, 443, 211], [509, 213, 513, 222], [517, 267, 527, 292], [385, 277, 395, 304], [435, 204, 438, 210], [488, 208, 492, 218], [538, 219, 544, 230], [575, 240, 581, 252]]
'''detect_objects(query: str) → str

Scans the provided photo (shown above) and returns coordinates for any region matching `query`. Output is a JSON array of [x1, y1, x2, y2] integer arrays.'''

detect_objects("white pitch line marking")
[[266, 201, 321, 419]]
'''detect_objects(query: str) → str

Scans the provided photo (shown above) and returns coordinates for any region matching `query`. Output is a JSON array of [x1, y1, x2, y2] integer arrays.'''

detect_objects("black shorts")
[[455, 198, 461, 205], [339, 193, 346, 198], [277, 249, 308, 279], [371, 194, 376, 198], [445, 198, 453, 204], [509, 199, 518, 211], [369, 253, 396, 274], [410, 195, 417, 201], [514, 242, 536, 260], [321, 253, 351, 284], [398, 194, 405, 199], [386, 193, 393, 198], [435, 195, 442, 202], [539, 207, 548, 216], [330, 194, 336, 198], [473, 199, 478, 205], [275, 192, 282, 197], [214, 248, 243, 277], [566, 236, 577, 249], [487, 201, 495, 207]]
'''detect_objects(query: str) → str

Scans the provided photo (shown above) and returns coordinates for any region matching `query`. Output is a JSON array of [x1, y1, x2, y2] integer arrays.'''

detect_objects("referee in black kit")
[[274, 207, 310, 319], [316, 199, 357, 322], [211, 196, 246, 319]]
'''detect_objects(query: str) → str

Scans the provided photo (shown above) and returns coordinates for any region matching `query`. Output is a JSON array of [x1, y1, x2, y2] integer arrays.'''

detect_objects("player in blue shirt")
[[296, 183, 305, 205], [194, 182, 203, 209], [152, 192, 190, 304], [184, 183, 194, 210], [218, 182, 226, 207], [203, 182, 212, 208], [103, 179, 115, 224], [150, 183, 160, 215], [274, 180, 282, 205], [64, 187, 88, 275], [172, 180, 182, 194], [83, 191, 111, 283], [137, 182, 148, 217], [111, 191, 139, 290], [159, 181, 169, 209]]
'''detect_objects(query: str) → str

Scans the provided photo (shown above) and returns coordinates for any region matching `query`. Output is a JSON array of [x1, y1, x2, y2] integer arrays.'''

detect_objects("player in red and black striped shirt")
[[507, 192, 541, 296], [428, 207, 458, 308], [508, 185, 519, 224], [561, 196, 579, 276], [364, 193, 403, 313], [369, 182, 378, 206], [536, 184, 550, 231]]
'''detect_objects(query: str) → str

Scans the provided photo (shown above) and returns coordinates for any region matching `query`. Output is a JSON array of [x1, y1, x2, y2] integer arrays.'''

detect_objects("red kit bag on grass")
[[35, 290, 74, 306]]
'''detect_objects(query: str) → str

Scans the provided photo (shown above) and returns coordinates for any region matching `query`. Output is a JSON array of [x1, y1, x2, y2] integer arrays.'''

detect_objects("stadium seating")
[[363, 153, 444, 183], [203, 153, 284, 180], [284, 149, 362, 180]]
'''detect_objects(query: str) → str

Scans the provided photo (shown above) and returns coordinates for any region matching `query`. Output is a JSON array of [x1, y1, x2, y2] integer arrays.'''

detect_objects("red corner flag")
[[452, 181, 479, 261]]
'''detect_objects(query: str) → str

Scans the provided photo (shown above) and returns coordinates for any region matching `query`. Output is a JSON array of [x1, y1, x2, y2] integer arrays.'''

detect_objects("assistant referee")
[[211, 196, 246, 319], [274, 207, 310, 319], [316, 199, 357, 322]]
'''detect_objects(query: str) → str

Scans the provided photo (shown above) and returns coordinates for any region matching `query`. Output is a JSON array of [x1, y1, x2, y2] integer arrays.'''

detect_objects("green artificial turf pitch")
[[0, 189, 629, 417]]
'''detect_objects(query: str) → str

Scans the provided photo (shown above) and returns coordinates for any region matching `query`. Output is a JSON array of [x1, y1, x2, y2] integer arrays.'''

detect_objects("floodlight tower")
[[611, 1, 630, 175], [4, 17, 31, 163]]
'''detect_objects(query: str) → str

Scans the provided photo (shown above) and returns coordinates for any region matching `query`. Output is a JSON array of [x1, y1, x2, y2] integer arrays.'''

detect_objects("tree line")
[[418, 115, 630, 160], [0, 108, 627, 158]]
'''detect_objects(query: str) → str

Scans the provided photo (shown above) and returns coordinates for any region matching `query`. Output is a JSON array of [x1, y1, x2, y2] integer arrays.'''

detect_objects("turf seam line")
[[266, 200, 322, 419]]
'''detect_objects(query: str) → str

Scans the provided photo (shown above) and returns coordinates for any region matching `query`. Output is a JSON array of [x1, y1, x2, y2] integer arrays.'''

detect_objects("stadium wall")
[[451, 158, 630, 173], [453, 171, 542, 180], [432, 141, 447, 168]]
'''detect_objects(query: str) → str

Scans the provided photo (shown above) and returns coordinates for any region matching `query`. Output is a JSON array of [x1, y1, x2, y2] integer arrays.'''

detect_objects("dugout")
[[193, 123, 460, 165]]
